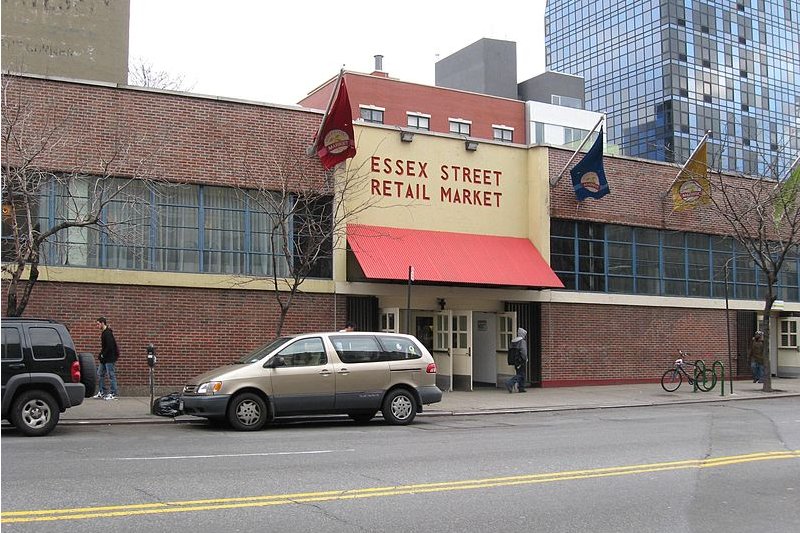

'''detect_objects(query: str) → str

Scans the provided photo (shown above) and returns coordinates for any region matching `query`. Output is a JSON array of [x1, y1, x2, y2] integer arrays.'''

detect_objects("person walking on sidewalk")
[[93, 317, 120, 400], [505, 328, 528, 393], [749, 330, 765, 383]]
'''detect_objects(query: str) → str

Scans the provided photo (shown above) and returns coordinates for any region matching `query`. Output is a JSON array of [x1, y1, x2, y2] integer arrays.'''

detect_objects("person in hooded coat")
[[505, 328, 528, 393]]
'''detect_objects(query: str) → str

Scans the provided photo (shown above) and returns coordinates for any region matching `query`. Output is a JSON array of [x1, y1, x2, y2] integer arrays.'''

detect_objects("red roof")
[[347, 224, 564, 288]]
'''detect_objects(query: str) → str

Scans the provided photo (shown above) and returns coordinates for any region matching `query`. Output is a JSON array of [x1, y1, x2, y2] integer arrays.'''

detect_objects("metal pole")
[[406, 265, 413, 334], [724, 262, 734, 394], [552, 114, 605, 186]]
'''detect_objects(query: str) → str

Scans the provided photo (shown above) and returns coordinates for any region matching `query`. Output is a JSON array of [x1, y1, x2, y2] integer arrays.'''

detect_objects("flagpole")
[[779, 152, 800, 181], [551, 114, 605, 186], [669, 130, 711, 187], [308, 67, 345, 155]]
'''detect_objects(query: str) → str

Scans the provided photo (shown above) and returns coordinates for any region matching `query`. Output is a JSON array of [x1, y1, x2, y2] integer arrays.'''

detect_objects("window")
[[29, 327, 65, 360], [359, 106, 384, 124], [407, 112, 430, 130], [449, 119, 471, 136], [434, 314, 449, 351], [551, 94, 582, 109], [380, 311, 397, 333], [451, 314, 468, 349], [550, 220, 793, 301], [498, 315, 514, 351], [1, 327, 22, 361], [332, 335, 382, 363], [779, 320, 797, 348], [376, 335, 423, 360], [27, 176, 327, 279], [492, 126, 513, 142], [275, 337, 327, 366]]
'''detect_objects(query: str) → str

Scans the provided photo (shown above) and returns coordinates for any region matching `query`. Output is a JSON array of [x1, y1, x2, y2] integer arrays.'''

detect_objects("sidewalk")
[[53, 377, 800, 426]]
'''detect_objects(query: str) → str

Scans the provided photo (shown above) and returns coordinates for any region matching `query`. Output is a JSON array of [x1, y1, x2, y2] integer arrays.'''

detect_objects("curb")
[[50, 391, 800, 426]]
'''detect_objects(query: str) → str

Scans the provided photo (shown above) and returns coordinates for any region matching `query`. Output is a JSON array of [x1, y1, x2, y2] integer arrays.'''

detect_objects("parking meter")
[[147, 343, 157, 413], [147, 343, 157, 368]]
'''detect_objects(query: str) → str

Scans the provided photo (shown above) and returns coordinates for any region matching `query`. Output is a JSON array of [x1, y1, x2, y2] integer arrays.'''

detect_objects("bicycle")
[[660, 351, 717, 392]]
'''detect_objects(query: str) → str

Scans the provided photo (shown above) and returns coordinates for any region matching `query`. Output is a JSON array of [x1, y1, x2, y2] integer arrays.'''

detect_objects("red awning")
[[347, 224, 564, 288]]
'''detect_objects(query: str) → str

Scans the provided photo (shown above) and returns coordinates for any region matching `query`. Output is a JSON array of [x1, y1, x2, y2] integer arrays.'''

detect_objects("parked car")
[[180, 332, 442, 430], [1, 318, 97, 436]]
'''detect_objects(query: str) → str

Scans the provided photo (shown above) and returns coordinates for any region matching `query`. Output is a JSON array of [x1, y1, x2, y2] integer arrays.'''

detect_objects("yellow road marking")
[[3, 450, 798, 523]]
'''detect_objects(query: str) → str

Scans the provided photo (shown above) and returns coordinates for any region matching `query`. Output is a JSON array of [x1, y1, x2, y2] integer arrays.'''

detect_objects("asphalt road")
[[2, 398, 799, 532]]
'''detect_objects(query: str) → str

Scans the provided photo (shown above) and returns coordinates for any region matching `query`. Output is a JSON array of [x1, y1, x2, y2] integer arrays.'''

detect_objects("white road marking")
[[111, 449, 355, 461]]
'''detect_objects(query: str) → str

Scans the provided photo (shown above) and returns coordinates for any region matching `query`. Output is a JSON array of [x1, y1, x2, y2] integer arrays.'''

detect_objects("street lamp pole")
[[724, 261, 734, 394]]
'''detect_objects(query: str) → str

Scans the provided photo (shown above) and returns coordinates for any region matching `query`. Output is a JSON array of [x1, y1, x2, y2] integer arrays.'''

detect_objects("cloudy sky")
[[129, 0, 547, 107]]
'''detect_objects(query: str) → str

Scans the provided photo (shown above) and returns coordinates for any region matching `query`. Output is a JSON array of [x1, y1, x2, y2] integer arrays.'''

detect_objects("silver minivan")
[[180, 332, 442, 430]]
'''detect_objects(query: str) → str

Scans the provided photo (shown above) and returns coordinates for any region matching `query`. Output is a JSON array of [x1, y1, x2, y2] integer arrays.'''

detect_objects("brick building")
[[3, 73, 798, 394]]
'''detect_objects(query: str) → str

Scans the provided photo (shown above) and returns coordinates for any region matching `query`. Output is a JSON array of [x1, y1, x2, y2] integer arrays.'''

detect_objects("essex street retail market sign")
[[369, 156, 503, 208]]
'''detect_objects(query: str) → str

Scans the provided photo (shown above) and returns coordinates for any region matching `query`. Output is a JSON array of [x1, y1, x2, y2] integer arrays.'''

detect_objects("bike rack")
[[713, 361, 725, 396], [691, 360, 726, 396]]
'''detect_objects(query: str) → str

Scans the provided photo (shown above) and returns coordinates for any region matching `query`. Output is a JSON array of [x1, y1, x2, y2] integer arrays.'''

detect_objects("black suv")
[[1, 318, 96, 436]]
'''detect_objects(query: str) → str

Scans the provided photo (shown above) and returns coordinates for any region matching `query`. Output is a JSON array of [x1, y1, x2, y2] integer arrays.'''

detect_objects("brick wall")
[[2, 75, 326, 190], [542, 302, 737, 385], [10, 281, 346, 392], [549, 146, 756, 236]]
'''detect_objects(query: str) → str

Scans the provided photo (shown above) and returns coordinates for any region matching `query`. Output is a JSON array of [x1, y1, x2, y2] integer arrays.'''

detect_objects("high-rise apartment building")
[[546, 0, 799, 176]]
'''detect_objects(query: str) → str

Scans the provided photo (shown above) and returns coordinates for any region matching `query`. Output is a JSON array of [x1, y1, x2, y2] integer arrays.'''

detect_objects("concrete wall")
[[519, 71, 585, 104], [434, 38, 518, 99], [1, 0, 130, 84]]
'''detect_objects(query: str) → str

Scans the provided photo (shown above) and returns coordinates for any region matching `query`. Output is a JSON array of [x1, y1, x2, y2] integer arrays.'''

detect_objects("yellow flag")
[[671, 137, 709, 211]]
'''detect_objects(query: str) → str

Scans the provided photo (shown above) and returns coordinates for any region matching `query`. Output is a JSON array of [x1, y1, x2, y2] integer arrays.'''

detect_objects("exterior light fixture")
[[437, 298, 446, 310], [465, 139, 479, 151], [400, 130, 415, 143]]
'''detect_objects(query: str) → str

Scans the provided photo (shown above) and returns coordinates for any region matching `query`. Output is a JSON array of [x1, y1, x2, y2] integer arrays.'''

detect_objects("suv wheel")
[[381, 389, 417, 425], [227, 392, 268, 431], [11, 390, 60, 437], [78, 353, 98, 398]]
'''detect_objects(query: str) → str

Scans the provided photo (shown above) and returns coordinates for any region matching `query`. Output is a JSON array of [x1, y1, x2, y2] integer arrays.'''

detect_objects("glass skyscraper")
[[545, 0, 799, 177]]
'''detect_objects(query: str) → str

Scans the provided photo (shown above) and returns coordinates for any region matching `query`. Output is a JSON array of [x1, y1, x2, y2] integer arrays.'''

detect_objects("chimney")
[[370, 54, 388, 78]]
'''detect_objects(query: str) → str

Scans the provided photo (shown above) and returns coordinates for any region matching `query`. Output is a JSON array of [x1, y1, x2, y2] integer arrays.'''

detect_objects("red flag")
[[316, 76, 356, 169]]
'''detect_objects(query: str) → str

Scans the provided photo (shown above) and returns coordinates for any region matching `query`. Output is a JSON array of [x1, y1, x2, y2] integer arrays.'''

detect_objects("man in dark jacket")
[[749, 330, 765, 383], [94, 317, 120, 400], [505, 328, 529, 393]]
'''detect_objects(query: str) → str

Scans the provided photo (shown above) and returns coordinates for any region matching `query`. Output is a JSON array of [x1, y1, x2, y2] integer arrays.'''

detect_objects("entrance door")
[[472, 312, 497, 386], [450, 310, 473, 391], [415, 316, 434, 353]]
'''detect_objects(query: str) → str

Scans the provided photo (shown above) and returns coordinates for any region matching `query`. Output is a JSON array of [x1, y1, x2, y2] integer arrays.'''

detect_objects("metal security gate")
[[505, 302, 540, 387], [346, 296, 379, 332]]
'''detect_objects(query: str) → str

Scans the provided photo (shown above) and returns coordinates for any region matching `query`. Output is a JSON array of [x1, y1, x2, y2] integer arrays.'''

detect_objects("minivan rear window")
[[376, 335, 423, 361]]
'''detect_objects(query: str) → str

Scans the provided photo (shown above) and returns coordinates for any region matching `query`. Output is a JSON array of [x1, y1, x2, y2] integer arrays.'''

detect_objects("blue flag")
[[570, 127, 609, 201]]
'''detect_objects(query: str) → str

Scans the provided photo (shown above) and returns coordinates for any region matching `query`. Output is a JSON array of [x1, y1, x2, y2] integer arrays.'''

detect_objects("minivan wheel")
[[11, 390, 60, 437], [381, 389, 416, 425], [227, 392, 268, 431]]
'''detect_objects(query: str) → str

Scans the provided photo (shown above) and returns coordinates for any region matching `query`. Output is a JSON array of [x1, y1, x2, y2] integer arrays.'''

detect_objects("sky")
[[128, 0, 547, 107]]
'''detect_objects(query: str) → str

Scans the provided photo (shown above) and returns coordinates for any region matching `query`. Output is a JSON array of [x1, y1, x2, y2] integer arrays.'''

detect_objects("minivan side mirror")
[[265, 356, 286, 368]]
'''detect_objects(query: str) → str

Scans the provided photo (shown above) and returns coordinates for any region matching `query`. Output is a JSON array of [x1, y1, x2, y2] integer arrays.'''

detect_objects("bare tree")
[[236, 151, 375, 336], [703, 144, 800, 393], [128, 58, 193, 92], [1, 75, 163, 316]]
